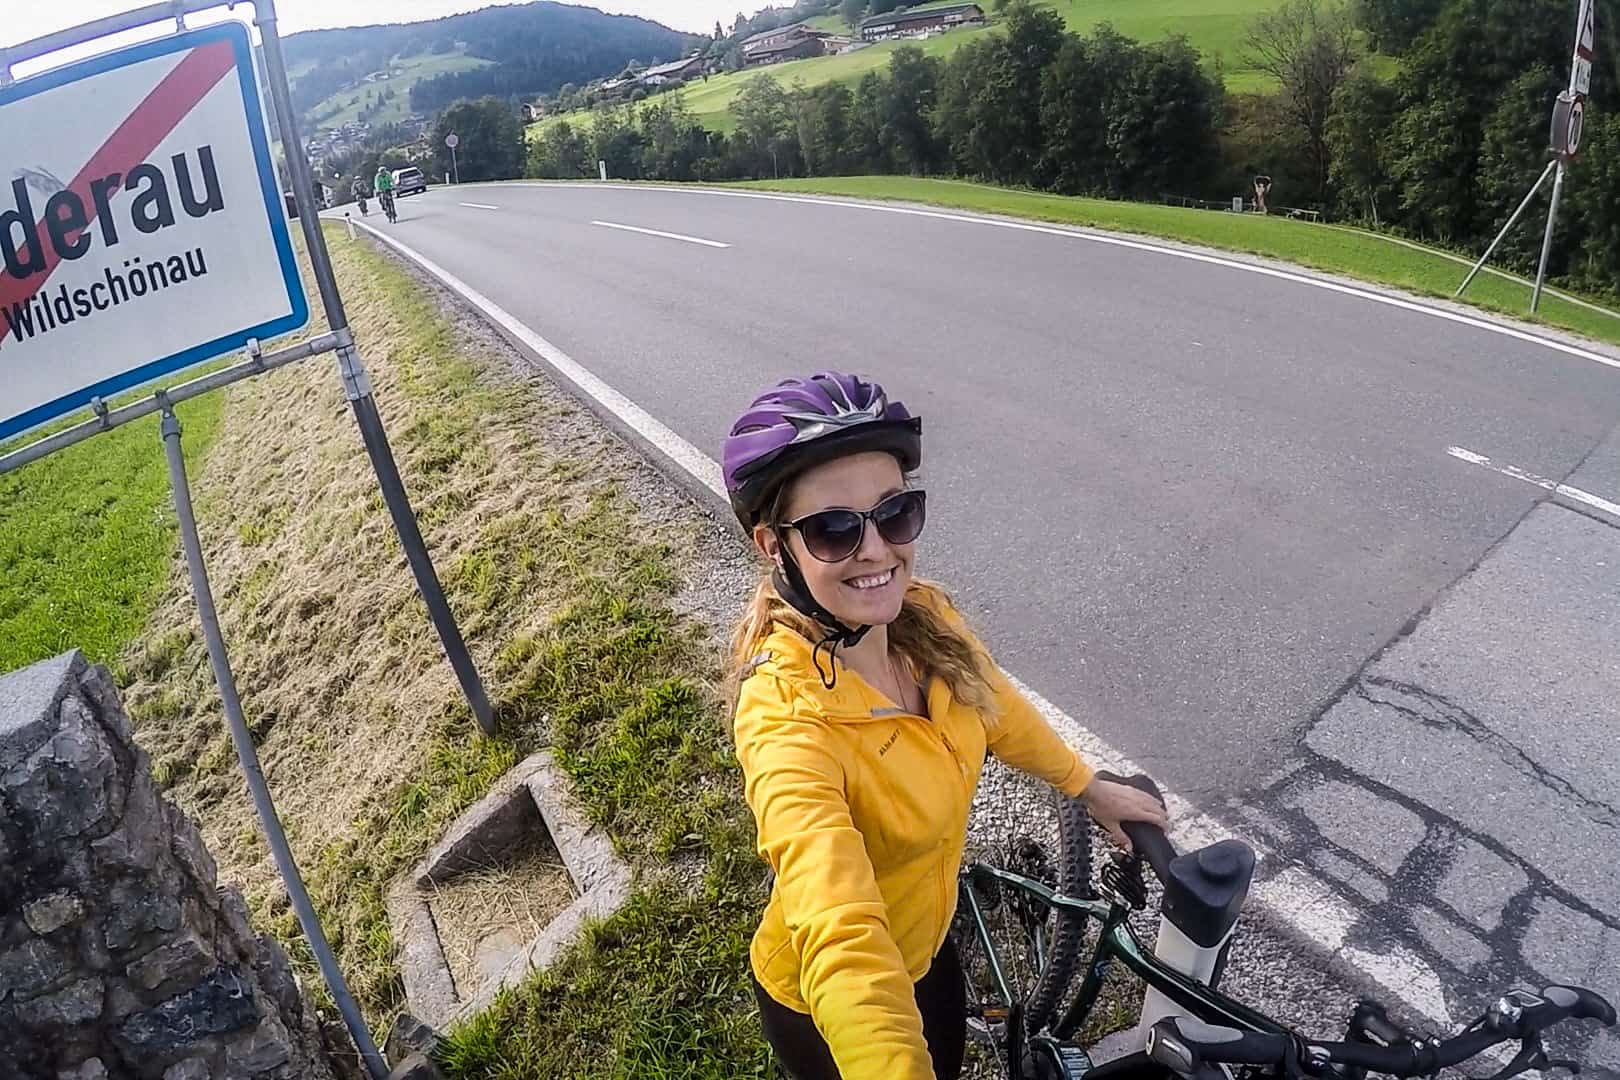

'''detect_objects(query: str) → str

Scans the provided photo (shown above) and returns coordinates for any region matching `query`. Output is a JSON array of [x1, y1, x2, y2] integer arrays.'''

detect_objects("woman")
[[724, 371, 1170, 1080]]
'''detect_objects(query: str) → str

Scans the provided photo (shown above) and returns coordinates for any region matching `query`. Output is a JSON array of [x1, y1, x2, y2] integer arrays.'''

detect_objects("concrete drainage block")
[[385, 750, 632, 1029]]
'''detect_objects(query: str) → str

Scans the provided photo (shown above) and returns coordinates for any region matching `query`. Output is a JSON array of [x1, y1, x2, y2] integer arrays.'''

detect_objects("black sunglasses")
[[779, 490, 928, 563]]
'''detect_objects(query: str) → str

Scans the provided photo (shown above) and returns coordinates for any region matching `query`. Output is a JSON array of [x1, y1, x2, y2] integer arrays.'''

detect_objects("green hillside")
[[307, 50, 492, 130], [533, 0, 1280, 140]]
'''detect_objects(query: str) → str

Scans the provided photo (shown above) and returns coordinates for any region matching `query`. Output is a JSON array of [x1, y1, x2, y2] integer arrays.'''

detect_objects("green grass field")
[[307, 50, 491, 132], [0, 398, 223, 675], [533, 0, 1279, 140], [727, 176, 1620, 346]]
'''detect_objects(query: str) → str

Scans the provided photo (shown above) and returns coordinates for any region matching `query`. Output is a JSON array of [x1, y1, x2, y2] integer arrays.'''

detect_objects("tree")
[[935, 3, 1066, 184], [841, 0, 867, 28], [1039, 27, 1138, 194], [849, 71, 889, 171], [1325, 67, 1397, 222], [881, 47, 943, 174], [1472, 64, 1563, 270], [432, 97, 525, 182], [1121, 37, 1223, 196], [1355, 0, 1446, 52], [528, 120, 592, 178], [639, 94, 712, 180], [1566, 114, 1620, 296], [733, 76, 796, 177], [1244, 0, 1358, 199], [590, 106, 646, 179], [797, 82, 854, 176]]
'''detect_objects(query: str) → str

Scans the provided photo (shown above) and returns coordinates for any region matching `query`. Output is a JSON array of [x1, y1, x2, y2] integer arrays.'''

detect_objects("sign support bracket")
[[1456, 157, 1557, 300], [252, 0, 496, 739], [0, 2, 499, 1072], [1456, 0, 1593, 313], [1531, 158, 1567, 313], [159, 402, 389, 1080]]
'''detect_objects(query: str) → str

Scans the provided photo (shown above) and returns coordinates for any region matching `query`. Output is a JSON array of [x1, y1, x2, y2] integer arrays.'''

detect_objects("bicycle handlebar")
[[1147, 984, 1616, 1080], [1095, 771, 1177, 879]]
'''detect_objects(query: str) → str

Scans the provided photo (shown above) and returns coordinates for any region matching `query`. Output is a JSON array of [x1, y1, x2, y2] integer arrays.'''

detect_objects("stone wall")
[[0, 651, 336, 1080]]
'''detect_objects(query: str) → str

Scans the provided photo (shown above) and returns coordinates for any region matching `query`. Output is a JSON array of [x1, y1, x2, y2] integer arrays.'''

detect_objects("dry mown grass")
[[428, 830, 575, 1000], [117, 226, 759, 1072]]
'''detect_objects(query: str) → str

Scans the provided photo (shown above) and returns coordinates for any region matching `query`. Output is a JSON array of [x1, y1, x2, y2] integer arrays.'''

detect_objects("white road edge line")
[[1447, 446, 1620, 517], [458, 202, 500, 210], [346, 215, 1462, 1032], [474, 181, 1620, 376], [590, 219, 731, 248]]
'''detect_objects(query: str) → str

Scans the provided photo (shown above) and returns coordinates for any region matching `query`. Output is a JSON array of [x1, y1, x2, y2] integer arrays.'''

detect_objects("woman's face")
[[754, 451, 916, 628]]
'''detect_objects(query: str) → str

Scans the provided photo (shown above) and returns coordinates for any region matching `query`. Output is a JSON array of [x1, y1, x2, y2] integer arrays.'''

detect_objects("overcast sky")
[[3, 0, 772, 51]]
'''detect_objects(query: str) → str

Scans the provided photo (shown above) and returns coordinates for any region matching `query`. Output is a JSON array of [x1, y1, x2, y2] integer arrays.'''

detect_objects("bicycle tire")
[[1020, 792, 1095, 1034]]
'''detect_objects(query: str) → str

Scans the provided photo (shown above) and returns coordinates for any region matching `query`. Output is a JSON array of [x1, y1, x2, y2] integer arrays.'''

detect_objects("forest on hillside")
[[283, 2, 698, 123]]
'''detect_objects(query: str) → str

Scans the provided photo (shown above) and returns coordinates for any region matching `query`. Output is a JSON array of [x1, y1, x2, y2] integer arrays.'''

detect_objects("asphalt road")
[[342, 184, 1620, 1048]]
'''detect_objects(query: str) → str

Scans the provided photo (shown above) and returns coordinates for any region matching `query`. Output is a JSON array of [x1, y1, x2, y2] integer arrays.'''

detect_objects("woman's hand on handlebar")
[[1080, 775, 1170, 852]]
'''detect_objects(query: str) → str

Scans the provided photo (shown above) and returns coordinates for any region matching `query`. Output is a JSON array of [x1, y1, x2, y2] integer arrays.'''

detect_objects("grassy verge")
[[731, 176, 1620, 348], [117, 224, 768, 1077], [0, 384, 222, 676]]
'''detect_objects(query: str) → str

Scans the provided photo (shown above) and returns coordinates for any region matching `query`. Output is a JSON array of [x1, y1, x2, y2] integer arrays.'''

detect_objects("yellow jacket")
[[734, 603, 1095, 1079]]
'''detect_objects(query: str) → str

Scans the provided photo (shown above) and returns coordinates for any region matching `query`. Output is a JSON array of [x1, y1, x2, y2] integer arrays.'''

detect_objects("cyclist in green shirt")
[[373, 166, 396, 222]]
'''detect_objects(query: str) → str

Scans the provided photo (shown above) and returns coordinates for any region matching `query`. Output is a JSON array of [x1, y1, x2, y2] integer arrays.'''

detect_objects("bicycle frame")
[[959, 861, 1290, 1053]]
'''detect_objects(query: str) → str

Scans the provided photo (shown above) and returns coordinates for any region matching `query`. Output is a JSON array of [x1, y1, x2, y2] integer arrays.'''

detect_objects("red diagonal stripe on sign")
[[0, 40, 236, 348]]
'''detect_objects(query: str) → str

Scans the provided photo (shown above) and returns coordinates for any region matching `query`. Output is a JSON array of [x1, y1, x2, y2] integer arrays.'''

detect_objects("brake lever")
[[1479, 1033, 1581, 1080]]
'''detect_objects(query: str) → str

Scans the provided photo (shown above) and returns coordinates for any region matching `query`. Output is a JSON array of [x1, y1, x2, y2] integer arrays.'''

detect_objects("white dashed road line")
[[349, 214, 1468, 1032], [458, 202, 500, 210], [1448, 446, 1620, 518], [590, 219, 731, 248]]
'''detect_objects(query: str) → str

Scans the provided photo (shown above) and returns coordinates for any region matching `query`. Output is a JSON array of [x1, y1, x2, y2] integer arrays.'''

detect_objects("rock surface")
[[0, 651, 337, 1080]]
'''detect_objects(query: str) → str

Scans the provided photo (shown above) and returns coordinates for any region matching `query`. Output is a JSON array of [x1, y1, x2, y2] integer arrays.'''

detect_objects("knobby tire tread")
[[1021, 793, 1094, 1034]]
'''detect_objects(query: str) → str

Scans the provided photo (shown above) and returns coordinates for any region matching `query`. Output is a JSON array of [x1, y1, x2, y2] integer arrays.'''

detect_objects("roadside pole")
[[159, 402, 388, 1080], [1457, 159, 1557, 298], [1462, 0, 1594, 311], [0, 3, 498, 1072], [256, 1, 495, 736], [1530, 159, 1567, 312]]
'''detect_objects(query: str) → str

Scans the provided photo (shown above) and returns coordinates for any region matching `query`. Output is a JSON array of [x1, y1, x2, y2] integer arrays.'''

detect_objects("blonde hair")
[[728, 574, 996, 712]]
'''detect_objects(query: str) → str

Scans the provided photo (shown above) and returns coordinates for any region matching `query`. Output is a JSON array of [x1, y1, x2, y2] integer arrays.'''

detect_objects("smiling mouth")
[[845, 566, 896, 591]]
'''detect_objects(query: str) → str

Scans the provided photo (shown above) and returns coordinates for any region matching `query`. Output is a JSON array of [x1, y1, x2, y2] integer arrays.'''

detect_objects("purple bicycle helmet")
[[723, 371, 922, 529]]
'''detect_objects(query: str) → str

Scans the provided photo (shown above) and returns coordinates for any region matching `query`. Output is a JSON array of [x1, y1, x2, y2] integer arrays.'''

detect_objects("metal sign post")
[[446, 131, 460, 184], [0, 2, 501, 1074], [161, 400, 389, 1079], [253, 4, 494, 736], [1459, 0, 1595, 311], [1531, 0, 1595, 312]]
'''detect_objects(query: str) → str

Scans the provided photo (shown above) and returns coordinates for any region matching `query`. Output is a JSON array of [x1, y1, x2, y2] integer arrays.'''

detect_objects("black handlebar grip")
[[1350, 1000, 1410, 1047], [1542, 985, 1618, 1026], [1154, 1017, 1293, 1068], [1094, 771, 1176, 876]]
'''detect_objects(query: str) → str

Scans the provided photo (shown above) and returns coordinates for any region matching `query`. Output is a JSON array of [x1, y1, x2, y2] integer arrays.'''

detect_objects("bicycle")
[[954, 772, 1616, 1080], [378, 189, 397, 224]]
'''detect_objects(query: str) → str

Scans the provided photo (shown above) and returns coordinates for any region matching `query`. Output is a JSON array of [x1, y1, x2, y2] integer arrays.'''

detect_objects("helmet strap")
[[771, 539, 870, 689]]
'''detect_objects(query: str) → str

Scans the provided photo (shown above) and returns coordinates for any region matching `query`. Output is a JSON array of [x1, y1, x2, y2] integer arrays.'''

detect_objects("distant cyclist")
[[351, 176, 368, 215], [723, 371, 1168, 1079], [373, 165, 396, 222]]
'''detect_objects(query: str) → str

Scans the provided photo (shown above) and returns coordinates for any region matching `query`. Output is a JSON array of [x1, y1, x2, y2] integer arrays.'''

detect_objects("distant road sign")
[[445, 132, 460, 149], [0, 21, 307, 440], [1573, 56, 1592, 96], [1571, 0, 1595, 98]]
